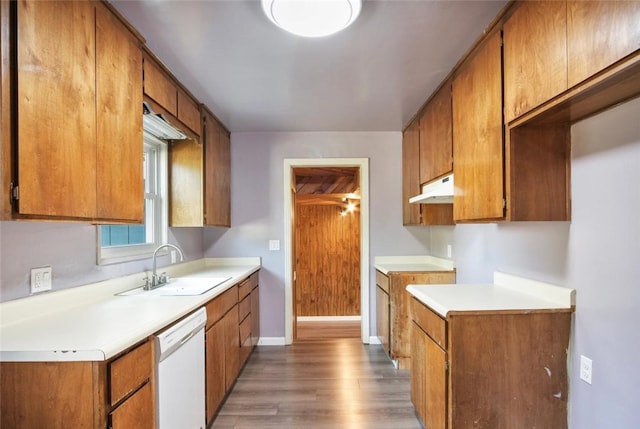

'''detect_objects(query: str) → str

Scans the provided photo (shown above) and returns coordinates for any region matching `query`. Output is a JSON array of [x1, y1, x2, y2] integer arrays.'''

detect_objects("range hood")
[[409, 173, 454, 204], [143, 102, 187, 140]]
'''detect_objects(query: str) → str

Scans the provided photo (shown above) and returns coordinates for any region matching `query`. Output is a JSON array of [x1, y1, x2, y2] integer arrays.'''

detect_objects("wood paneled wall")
[[295, 204, 360, 317]]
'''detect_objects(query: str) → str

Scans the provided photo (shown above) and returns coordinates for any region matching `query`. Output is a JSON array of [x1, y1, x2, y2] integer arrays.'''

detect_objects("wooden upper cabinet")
[[177, 88, 201, 135], [16, 0, 97, 219], [567, 0, 640, 87], [503, 0, 568, 123], [169, 137, 204, 227], [402, 120, 421, 225], [203, 108, 231, 227], [95, 2, 143, 223], [419, 81, 452, 184], [452, 30, 504, 222], [143, 55, 177, 116]]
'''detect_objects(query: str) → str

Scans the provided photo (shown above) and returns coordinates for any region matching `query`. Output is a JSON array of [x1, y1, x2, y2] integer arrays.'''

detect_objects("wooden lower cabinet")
[[0, 340, 154, 429], [376, 269, 455, 369], [410, 297, 572, 429]]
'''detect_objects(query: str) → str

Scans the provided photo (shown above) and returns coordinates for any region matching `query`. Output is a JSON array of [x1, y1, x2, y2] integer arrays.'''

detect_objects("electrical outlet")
[[269, 240, 280, 251], [447, 244, 452, 258], [580, 355, 592, 384], [171, 250, 177, 263], [30, 266, 52, 294]]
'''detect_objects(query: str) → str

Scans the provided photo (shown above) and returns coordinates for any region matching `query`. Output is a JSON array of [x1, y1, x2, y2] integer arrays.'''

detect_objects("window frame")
[[96, 132, 168, 265]]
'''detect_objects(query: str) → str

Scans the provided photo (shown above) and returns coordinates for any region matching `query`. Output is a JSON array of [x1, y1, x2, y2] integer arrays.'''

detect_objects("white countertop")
[[0, 258, 260, 362], [374, 255, 455, 274], [407, 272, 575, 318]]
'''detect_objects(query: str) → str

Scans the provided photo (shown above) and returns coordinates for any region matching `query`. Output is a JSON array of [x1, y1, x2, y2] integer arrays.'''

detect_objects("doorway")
[[283, 158, 370, 345]]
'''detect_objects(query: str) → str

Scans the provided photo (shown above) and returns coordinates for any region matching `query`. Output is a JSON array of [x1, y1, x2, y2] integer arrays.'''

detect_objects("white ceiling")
[[112, 0, 507, 132]]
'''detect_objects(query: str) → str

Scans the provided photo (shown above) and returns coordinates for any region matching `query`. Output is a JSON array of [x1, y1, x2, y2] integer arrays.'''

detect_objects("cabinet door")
[[95, 3, 143, 222], [503, 0, 567, 122], [205, 321, 226, 423], [143, 56, 177, 115], [110, 382, 154, 429], [419, 81, 452, 184], [250, 284, 260, 347], [376, 286, 390, 355], [567, 0, 640, 87], [177, 88, 201, 135], [452, 30, 504, 222], [423, 328, 447, 429], [402, 119, 421, 225], [16, 0, 97, 218], [410, 321, 427, 426], [170, 138, 204, 226], [203, 110, 231, 227], [223, 305, 240, 391]]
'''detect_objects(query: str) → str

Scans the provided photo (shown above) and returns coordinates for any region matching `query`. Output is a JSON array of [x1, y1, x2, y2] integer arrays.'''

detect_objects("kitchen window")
[[97, 132, 168, 265]]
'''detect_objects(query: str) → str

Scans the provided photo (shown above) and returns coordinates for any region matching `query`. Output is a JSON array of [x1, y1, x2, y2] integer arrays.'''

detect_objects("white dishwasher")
[[156, 307, 207, 429]]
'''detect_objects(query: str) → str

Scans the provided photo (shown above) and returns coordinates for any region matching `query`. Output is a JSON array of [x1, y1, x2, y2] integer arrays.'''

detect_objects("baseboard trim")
[[257, 337, 286, 346], [296, 316, 361, 322]]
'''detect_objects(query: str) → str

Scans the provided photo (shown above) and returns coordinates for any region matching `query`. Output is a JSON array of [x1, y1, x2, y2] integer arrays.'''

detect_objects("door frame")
[[283, 158, 370, 345]]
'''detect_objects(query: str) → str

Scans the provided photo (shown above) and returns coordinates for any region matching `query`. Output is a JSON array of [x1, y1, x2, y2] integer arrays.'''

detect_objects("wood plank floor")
[[210, 335, 422, 428]]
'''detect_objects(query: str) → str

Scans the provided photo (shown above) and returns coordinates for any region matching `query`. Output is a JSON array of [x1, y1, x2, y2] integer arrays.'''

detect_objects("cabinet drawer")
[[376, 270, 389, 293], [239, 315, 251, 345], [411, 298, 446, 349], [110, 381, 154, 429], [238, 278, 252, 301], [206, 285, 238, 329], [109, 340, 153, 407], [239, 295, 251, 322]]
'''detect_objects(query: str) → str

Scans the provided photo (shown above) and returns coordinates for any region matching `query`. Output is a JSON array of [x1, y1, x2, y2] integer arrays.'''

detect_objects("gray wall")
[[430, 97, 640, 428], [0, 221, 204, 301], [203, 131, 431, 338]]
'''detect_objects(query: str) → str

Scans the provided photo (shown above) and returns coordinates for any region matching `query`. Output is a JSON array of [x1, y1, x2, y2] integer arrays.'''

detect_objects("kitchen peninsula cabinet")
[[0, 339, 154, 429], [375, 264, 455, 369], [7, 0, 143, 222], [409, 280, 574, 429]]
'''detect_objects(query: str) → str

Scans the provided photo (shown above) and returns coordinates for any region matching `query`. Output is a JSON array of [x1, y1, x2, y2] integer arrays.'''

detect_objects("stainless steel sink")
[[118, 277, 231, 296]]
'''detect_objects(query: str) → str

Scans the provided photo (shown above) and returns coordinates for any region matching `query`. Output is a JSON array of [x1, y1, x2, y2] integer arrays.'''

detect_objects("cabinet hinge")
[[10, 183, 19, 201], [445, 360, 450, 372]]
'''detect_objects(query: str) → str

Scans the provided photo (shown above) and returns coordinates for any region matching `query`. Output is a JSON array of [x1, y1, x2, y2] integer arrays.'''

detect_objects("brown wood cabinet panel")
[[16, 0, 97, 218], [419, 81, 452, 184], [205, 319, 226, 424], [205, 285, 238, 329], [239, 294, 251, 321], [239, 315, 252, 366], [402, 120, 421, 225], [95, 3, 143, 222], [170, 138, 203, 226], [503, 0, 568, 123], [250, 284, 260, 347], [238, 277, 253, 301], [452, 30, 504, 222], [376, 285, 390, 355], [0, 361, 98, 428], [295, 204, 360, 316], [143, 55, 177, 115], [109, 341, 152, 406], [410, 321, 427, 426], [224, 304, 240, 391], [568, 0, 640, 88], [375, 270, 389, 293], [177, 88, 201, 134], [110, 382, 154, 429], [390, 272, 454, 369], [448, 312, 571, 428], [203, 109, 231, 227], [1, 1, 12, 220]]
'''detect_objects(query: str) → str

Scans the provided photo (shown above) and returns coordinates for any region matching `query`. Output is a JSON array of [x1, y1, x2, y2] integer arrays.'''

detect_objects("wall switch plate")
[[30, 266, 52, 294], [580, 355, 592, 384], [269, 240, 280, 251]]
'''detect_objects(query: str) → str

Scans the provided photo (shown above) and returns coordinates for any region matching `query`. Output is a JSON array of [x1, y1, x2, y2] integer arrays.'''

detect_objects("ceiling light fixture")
[[261, 0, 362, 38]]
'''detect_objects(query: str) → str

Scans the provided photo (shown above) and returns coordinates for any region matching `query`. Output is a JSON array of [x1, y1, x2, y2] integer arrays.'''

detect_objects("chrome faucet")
[[145, 244, 185, 290]]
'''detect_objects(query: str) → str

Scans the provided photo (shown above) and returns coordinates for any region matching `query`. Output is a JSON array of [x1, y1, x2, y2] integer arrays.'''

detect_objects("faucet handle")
[[159, 272, 169, 285]]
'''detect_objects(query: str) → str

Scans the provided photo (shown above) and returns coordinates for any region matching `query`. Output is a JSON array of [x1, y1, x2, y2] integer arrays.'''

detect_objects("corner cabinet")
[[0, 339, 155, 429], [7, 0, 143, 222], [375, 269, 455, 369], [410, 297, 572, 429]]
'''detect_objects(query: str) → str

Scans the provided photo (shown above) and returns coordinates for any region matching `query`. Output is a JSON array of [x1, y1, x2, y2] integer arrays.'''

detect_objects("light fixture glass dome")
[[262, 0, 362, 38]]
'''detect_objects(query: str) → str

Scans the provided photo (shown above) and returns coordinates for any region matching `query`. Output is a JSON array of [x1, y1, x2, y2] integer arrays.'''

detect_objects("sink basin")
[[118, 276, 231, 296]]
